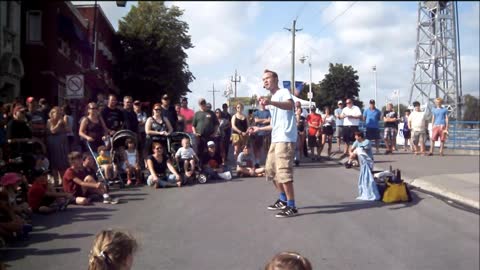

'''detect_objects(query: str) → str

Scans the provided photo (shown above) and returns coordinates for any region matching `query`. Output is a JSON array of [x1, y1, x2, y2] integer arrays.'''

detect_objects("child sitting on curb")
[[28, 168, 73, 214], [236, 145, 265, 177]]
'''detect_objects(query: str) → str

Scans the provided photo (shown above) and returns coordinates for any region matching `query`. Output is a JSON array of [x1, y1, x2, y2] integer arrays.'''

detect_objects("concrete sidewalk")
[[335, 149, 480, 210]]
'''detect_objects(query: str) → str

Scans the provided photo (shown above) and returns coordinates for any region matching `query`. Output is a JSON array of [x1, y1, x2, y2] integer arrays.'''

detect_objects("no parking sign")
[[65, 74, 84, 99]]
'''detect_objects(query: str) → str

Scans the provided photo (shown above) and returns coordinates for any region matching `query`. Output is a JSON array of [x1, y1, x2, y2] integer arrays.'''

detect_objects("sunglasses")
[[154, 108, 161, 111]]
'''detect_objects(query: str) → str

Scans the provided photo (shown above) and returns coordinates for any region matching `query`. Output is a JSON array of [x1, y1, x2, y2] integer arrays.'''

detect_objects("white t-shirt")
[[341, 106, 362, 126], [408, 110, 426, 132], [270, 88, 297, 143], [175, 147, 195, 160]]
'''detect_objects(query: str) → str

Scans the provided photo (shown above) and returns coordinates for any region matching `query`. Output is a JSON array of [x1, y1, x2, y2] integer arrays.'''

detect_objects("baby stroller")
[[85, 130, 136, 189], [110, 130, 140, 187], [167, 132, 207, 184]]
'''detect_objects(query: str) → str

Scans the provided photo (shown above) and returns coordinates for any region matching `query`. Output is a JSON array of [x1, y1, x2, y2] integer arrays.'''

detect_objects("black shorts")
[[307, 135, 320, 147], [403, 130, 411, 139], [342, 126, 358, 144], [322, 126, 334, 136], [366, 128, 380, 140]]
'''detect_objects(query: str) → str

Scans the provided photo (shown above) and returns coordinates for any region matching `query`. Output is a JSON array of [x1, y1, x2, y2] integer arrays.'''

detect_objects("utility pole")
[[372, 65, 377, 102], [285, 20, 302, 95], [230, 70, 241, 98], [208, 83, 219, 109]]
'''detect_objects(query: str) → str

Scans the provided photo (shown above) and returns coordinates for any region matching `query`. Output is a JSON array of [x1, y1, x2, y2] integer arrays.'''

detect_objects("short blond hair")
[[435, 97, 443, 103]]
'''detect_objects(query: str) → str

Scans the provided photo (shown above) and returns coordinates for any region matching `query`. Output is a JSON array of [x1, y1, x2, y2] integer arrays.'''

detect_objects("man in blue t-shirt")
[[251, 69, 298, 218], [362, 99, 381, 153], [429, 97, 449, 156], [252, 103, 271, 167]]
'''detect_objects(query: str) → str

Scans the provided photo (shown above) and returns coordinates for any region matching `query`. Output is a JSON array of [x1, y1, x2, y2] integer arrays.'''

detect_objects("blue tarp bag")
[[356, 149, 380, 201]]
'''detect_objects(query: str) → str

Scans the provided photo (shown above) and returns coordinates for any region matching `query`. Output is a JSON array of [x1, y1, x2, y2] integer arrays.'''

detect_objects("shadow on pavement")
[[32, 207, 116, 232], [298, 190, 423, 216], [2, 247, 81, 262]]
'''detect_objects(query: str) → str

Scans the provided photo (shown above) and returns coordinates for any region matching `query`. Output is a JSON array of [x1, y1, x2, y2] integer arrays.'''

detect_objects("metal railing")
[[329, 121, 480, 151]]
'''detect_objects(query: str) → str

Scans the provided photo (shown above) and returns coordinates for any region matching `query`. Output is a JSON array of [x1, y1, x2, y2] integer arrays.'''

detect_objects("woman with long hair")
[[295, 107, 306, 166], [79, 102, 110, 155], [144, 103, 173, 158], [322, 106, 335, 157], [88, 229, 138, 270], [230, 102, 249, 161], [46, 106, 70, 186]]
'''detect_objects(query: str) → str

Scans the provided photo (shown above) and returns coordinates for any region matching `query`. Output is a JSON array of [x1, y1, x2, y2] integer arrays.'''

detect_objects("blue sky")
[[77, 1, 479, 110]]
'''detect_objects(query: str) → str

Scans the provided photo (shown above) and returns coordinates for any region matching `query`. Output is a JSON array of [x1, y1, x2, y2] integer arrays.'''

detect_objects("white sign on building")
[[65, 74, 84, 99]]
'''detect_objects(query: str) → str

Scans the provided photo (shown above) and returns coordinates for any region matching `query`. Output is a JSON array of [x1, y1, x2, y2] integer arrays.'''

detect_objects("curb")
[[332, 154, 480, 211]]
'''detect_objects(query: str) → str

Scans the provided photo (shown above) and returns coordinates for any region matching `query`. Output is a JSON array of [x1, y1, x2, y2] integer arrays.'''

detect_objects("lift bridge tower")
[[409, 1, 463, 119]]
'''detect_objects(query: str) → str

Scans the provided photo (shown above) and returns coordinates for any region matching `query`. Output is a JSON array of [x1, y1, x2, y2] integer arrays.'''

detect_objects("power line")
[[294, 2, 309, 22], [277, 1, 358, 66], [251, 2, 309, 65], [300, 2, 333, 28]]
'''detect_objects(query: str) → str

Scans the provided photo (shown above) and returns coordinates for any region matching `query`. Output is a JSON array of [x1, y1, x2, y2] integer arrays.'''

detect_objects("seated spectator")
[[200, 141, 232, 181], [97, 145, 117, 182], [346, 131, 373, 168], [88, 229, 138, 270], [236, 145, 265, 177], [0, 173, 32, 220], [175, 137, 199, 178], [27, 169, 73, 214], [63, 151, 118, 205], [82, 153, 98, 180], [146, 142, 181, 188], [264, 251, 312, 270], [123, 138, 141, 186], [0, 190, 32, 242]]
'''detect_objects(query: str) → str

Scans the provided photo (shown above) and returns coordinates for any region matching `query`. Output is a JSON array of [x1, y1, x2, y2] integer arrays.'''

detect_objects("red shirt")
[[28, 182, 47, 210], [63, 167, 86, 197], [180, 107, 195, 133], [306, 113, 323, 136]]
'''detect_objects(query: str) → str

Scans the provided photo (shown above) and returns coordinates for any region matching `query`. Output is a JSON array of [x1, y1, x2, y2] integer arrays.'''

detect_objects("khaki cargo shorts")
[[265, 142, 295, 184]]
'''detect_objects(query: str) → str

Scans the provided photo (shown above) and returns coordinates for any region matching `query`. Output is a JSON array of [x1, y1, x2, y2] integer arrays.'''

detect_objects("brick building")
[[0, 1, 24, 102], [20, 1, 118, 106]]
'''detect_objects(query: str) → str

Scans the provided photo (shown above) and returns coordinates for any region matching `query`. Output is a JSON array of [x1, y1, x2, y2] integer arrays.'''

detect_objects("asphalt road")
[[2, 159, 479, 270]]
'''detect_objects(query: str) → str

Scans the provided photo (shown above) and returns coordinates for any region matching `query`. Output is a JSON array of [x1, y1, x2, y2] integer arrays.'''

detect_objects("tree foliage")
[[462, 94, 480, 121], [114, 1, 194, 103], [307, 63, 363, 111]]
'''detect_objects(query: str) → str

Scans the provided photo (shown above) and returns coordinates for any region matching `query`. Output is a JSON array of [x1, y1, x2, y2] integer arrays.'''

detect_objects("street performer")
[[251, 69, 298, 218]]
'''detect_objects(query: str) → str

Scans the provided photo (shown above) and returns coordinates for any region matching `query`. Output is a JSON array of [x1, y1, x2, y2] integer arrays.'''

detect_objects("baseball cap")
[[198, 98, 206, 105], [0, 172, 22, 186], [207, 141, 215, 147], [133, 100, 141, 105], [161, 94, 169, 100], [26, 96, 35, 104], [181, 97, 188, 102], [337, 100, 343, 105]]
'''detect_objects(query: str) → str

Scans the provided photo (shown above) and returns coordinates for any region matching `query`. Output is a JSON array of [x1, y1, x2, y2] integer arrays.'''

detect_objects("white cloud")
[[168, 1, 261, 66]]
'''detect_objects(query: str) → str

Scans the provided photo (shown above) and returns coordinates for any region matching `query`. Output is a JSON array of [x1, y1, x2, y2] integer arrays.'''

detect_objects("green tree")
[[462, 94, 479, 122], [114, 1, 194, 103], [314, 63, 363, 111]]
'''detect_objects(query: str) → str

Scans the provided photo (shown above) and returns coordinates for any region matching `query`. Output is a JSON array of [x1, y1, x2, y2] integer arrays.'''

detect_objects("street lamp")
[[372, 65, 377, 103], [299, 53, 312, 112]]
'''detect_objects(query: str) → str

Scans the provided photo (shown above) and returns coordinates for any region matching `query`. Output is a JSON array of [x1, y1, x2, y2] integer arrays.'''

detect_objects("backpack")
[[375, 168, 412, 203]]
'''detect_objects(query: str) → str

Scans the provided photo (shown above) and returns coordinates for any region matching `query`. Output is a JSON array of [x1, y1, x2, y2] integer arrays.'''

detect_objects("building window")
[[57, 38, 70, 57], [26, 10, 42, 43]]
